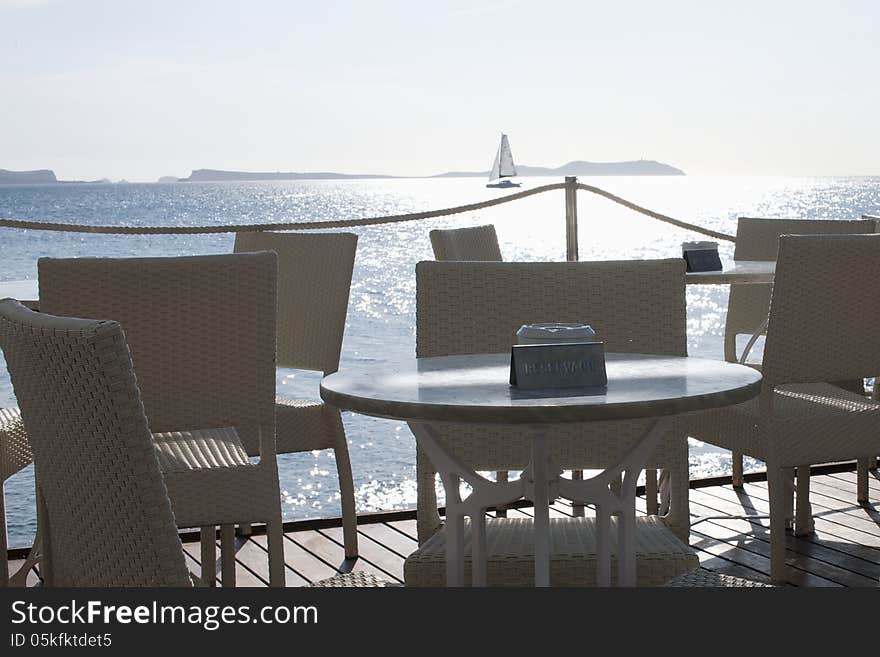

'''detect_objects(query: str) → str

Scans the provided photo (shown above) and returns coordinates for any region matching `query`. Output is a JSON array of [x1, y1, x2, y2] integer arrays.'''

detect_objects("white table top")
[[321, 352, 762, 424], [685, 260, 775, 285]]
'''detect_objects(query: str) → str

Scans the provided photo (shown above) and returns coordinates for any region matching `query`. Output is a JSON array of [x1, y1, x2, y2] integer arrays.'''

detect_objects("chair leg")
[[767, 466, 788, 584], [732, 451, 744, 487], [857, 458, 869, 503], [795, 465, 814, 536], [266, 518, 285, 587], [570, 470, 584, 517], [332, 435, 359, 559], [571, 470, 585, 516], [782, 467, 795, 531], [495, 471, 509, 518], [1, 487, 7, 587], [200, 526, 216, 587], [645, 468, 659, 516], [220, 524, 236, 587], [8, 523, 44, 587], [35, 487, 52, 586]]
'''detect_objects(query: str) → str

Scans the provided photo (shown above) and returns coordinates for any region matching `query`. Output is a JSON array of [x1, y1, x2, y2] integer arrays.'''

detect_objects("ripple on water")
[[2, 176, 878, 547]]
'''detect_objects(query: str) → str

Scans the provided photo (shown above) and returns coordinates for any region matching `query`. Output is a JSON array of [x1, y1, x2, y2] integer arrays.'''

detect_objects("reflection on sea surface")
[[1, 175, 878, 545]]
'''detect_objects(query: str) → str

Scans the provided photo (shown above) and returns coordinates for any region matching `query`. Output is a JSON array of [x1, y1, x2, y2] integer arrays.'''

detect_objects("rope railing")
[[576, 183, 735, 242], [0, 180, 735, 242]]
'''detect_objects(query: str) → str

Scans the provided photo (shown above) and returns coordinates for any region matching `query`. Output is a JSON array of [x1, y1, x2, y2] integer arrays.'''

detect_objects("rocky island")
[[436, 159, 685, 178], [0, 169, 58, 184], [181, 169, 393, 182], [180, 159, 684, 182]]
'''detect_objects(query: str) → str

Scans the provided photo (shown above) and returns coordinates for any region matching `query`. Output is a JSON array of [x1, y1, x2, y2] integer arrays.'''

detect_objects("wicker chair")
[[429, 224, 503, 261], [405, 259, 697, 586], [234, 231, 359, 559], [0, 299, 191, 586], [38, 252, 284, 587], [689, 234, 880, 583], [1, 407, 39, 586], [721, 218, 877, 488], [664, 569, 773, 587]]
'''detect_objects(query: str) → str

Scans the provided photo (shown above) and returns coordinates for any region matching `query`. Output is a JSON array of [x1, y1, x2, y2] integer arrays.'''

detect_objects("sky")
[[1, 0, 878, 181]]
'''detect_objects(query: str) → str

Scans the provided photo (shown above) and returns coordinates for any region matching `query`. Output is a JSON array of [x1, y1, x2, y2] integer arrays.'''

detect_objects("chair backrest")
[[38, 252, 277, 458], [0, 299, 190, 586], [733, 217, 877, 261], [725, 218, 877, 362], [234, 231, 357, 374], [429, 224, 503, 261], [417, 259, 687, 358], [762, 234, 880, 385]]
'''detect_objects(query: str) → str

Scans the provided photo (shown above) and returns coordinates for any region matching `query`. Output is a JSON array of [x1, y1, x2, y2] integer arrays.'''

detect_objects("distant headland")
[[0, 169, 58, 184], [176, 160, 684, 182], [0, 169, 112, 184], [434, 160, 685, 178], [0, 159, 685, 184], [180, 169, 395, 182]]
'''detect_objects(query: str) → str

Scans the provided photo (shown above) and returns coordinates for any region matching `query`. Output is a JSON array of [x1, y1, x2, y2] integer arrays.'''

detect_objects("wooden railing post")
[[564, 175, 584, 514], [564, 176, 579, 262]]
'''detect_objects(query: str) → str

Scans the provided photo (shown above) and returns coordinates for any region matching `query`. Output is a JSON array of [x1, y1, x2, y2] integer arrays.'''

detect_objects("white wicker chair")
[[429, 224, 503, 262], [689, 234, 880, 583], [234, 231, 359, 559], [0, 299, 191, 586], [0, 407, 40, 586], [405, 259, 697, 586], [721, 217, 877, 487], [664, 569, 773, 587], [38, 252, 284, 587]]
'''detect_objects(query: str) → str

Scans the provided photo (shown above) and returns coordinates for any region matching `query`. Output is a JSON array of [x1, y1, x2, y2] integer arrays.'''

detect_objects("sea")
[[1, 174, 879, 548]]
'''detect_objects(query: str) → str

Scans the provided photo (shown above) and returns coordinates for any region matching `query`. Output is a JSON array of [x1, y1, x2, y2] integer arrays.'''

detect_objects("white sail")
[[498, 133, 517, 178], [488, 133, 517, 180], [489, 144, 502, 180]]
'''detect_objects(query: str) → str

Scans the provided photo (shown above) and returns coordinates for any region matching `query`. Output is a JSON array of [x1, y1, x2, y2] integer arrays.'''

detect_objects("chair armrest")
[[739, 317, 769, 365]]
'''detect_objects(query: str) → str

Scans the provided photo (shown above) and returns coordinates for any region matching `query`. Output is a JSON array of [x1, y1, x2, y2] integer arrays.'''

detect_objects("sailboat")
[[486, 133, 522, 188]]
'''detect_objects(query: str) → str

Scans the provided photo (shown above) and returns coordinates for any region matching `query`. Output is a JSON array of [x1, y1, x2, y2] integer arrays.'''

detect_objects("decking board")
[[9, 470, 880, 587]]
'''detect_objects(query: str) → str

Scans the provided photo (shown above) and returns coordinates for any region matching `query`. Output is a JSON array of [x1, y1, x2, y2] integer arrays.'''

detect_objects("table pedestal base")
[[408, 417, 672, 587]]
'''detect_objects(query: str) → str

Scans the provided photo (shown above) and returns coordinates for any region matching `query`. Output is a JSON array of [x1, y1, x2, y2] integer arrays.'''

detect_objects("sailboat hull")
[[486, 180, 522, 189]]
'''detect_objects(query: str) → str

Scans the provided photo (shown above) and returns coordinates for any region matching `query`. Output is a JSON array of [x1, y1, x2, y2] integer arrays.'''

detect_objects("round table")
[[685, 260, 775, 285], [322, 352, 762, 587]]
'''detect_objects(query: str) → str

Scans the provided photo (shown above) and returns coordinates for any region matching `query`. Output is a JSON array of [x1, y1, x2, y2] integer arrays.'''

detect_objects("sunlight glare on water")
[[0, 175, 878, 546]]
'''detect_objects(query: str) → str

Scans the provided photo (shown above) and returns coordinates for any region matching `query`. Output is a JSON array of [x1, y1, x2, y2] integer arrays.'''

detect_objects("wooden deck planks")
[[9, 471, 879, 587], [319, 526, 405, 582]]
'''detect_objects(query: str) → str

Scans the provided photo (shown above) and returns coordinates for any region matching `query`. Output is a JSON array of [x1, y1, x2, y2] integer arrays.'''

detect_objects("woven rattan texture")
[[664, 570, 773, 587], [429, 224, 503, 261], [0, 407, 30, 481], [0, 300, 190, 586], [762, 234, 880, 385], [690, 382, 880, 463], [404, 516, 697, 587], [307, 572, 396, 587], [153, 427, 251, 471], [413, 259, 690, 543], [39, 252, 282, 533], [724, 218, 876, 362], [39, 252, 277, 459], [1, 406, 33, 586], [234, 231, 357, 374]]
